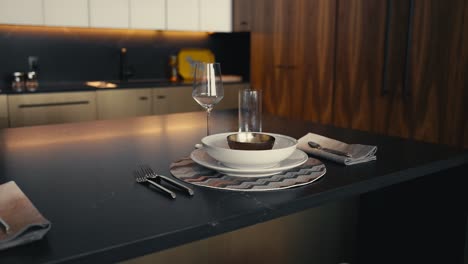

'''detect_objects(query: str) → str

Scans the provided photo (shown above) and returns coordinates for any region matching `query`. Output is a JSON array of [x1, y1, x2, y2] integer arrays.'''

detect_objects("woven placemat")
[[169, 157, 326, 192]]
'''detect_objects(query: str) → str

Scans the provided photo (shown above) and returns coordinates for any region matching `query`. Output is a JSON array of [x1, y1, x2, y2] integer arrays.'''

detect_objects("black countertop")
[[0, 79, 246, 94], [0, 111, 467, 264]]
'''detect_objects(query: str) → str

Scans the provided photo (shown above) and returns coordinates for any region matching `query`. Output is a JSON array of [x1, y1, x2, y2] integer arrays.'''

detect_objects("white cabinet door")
[[90, 0, 129, 28], [200, 0, 232, 32], [129, 0, 165, 30], [97, 89, 152, 120], [152, 87, 202, 115], [167, 0, 199, 31], [0, 0, 43, 25], [7, 92, 97, 127], [44, 0, 89, 27], [0, 95, 8, 128]]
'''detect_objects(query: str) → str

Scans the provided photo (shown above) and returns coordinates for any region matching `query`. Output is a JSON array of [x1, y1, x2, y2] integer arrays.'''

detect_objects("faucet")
[[119, 48, 134, 81]]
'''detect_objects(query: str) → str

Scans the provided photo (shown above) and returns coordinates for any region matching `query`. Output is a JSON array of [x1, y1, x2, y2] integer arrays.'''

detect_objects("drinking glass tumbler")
[[238, 89, 262, 132]]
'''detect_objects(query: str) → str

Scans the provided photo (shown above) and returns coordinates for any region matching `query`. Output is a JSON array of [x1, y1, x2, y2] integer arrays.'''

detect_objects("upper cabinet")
[[89, 0, 129, 28], [0, 0, 43, 25], [166, 0, 233, 32], [167, 0, 199, 31], [0, 0, 232, 32], [200, 0, 232, 32], [44, 0, 89, 27], [232, 0, 251, 32], [129, 0, 166, 30]]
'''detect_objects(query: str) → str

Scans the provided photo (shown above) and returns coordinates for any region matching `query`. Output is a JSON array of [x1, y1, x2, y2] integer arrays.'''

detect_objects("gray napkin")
[[297, 133, 377, 165], [0, 181, 51, 250]]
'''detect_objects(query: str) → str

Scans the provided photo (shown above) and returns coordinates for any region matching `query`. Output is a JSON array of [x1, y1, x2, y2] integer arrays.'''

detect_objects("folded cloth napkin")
[[297, 133, 377, 165], [0, 181, 51, 250]]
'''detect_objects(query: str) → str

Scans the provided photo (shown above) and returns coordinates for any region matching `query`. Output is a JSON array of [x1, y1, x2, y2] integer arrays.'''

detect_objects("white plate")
[[190, 148, 308, 177]]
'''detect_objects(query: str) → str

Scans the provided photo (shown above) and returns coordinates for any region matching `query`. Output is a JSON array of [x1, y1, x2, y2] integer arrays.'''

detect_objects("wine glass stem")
[[206, 108, 212, 136]]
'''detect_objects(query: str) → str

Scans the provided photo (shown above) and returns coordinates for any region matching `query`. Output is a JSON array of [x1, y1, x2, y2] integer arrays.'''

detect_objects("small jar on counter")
[[167, 55, 179, 83], [11, 72, 25, 92], [26, 71, 39, 92]]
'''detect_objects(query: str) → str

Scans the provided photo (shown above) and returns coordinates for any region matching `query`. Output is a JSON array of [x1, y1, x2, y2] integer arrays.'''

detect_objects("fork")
[[141, 165, 194, 196], [134, 167, 177, 199]]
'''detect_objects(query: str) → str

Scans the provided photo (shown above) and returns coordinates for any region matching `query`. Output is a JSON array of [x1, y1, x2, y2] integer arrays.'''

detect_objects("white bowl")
[[201, 132, 298, 169]]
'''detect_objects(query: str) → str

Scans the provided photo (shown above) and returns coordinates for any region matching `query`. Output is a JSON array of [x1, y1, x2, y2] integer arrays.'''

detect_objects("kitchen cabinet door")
[[462, 2, 468, 149], [299, 0, 336, 125], [199, 0, 232, 32], [233, 0, 251, 32], [90, 0, 129, 29], [44, 0, 89, 27], [97, 89, 152, 120], [405, 0, 466, 146], [7, 92, 97, 127], [333, 0, 387, 132], [251, 0, 306, 119], [250, 0, 275, 114], [167, 0, 199, 31], [0, 95, 8, 128], [129, 0, 165, 30], [152, 87, 202, 115], [0, 0, 43, 26]]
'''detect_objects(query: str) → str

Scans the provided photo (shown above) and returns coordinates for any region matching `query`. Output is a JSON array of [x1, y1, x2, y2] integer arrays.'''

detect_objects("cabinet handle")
[[156, 95, 166, 99], [381, 0, 392, 95], [275, 65, 296, 69], [19, 101, 89, 108], [139, 96, 148, 101], [240, 21, 248, 26], [402, 0, 415, 98]]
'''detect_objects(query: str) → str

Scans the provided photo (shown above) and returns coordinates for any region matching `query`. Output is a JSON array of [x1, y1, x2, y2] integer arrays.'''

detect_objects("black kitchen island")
[[0, 111, 466, 264]]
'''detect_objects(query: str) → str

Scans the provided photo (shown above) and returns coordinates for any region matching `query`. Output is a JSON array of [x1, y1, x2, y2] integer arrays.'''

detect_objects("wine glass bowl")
[[192, 62, 224, 136]]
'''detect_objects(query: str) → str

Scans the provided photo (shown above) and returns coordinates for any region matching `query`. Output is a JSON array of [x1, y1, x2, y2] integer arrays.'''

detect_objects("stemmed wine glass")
[[192, 62, 224, 136]]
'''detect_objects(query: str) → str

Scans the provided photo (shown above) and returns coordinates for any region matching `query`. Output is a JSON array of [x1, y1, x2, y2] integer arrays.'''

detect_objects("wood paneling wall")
[[333, 0, 387, 132], [251, 0, 336, 123], [408, 0, 466, 145], [300, 0, 336, 125], [251, 0, 467, 148], [463, 2, 468, 148], [384, 0, 411, 140]]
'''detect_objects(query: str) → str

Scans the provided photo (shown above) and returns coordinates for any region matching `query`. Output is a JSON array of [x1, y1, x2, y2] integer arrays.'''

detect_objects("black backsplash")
[[0, 26, 250, 89]]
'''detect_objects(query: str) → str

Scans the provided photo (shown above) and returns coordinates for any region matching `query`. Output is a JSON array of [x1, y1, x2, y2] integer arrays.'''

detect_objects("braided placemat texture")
[[170, 157, 326, 192]]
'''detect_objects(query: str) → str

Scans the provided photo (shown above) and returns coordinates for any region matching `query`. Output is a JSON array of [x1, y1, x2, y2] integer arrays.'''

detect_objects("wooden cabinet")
[[44, 0, 89, 27], [251, 0, 298, 118], [7, 92, 97, 127], [89, 0, 129, 29], [152, 86, 202, 115], [333, 0, 466, 147], [167, 0, 199, 31], [403, 0, 466, 146], [97, 89, 152, 120], [0, 95, 8, 129], [233, 0, 251, 32], [0, 0, 43, 25], [333, 0, 387, 132], [251, 0, 335, 122], [199, 0, 232, 32], [297, 0, 336, 125], [251, 0, 467, 148], [129, 0, 165, 30]]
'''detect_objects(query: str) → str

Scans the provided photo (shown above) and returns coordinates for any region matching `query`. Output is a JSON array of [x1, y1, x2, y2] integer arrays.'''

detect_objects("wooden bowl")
[[227, 132, 275, 150]]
